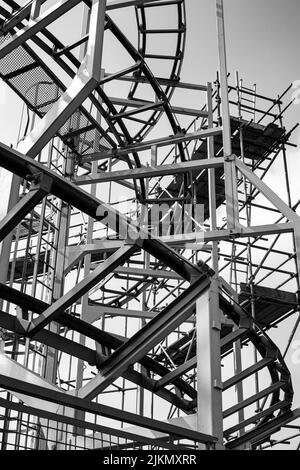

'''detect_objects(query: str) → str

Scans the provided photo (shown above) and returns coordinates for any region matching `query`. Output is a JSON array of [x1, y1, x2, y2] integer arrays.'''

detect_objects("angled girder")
[[0, 0, 46, 35], [109, 96, 208, 117], [0, 0, 82, 59], [0, 283, 198, 401], [17, 0, 107, 158], [155, 357, 196, 390], [86, 304, 193, 323], [224, 400, 290, 438], [235, 157, 300, 224], [0, 310, 191, 411], [78, 275, 210, 399], [0, 397, 184, 450], [0, 176, 52, 242], [225, 408, 300, 450], [0, 372, 216, 444], [27, 243, 138, 336], [0, 142, 204, 281], [160, 223, 294, 245], [0, 0, 296, 451], [235, 156, 300, 277], [0, 0, 172, 38]]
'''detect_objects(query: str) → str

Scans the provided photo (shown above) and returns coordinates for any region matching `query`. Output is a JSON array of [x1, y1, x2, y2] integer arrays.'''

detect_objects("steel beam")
[[0, 181, 51, 242], [61, 415, 198, 450], [0, 311, 97, 364], [0, 311, 190, 411], [27, 243, 137, 336], [235, 158, 300, 223], [103, 72, 207, 91], [160, 223, 294, 246], [224, 400, 290, 437], [223, 382, 284, 419], [226, 408, 300, 449], [216, 0, 239, 229], [58, 415, 195, 450], [0, 372, 216, 444], [155, 357, 196, 390], [235, 157, 300, 277], [74, 157, 224, 185], [223, 357, 275, 391], [0, 397, 180, 450], [115, 266, 182, 280], [0, 281, 197, 402], [196, 280, 223, 448], [0, 142, 204, 281], [86, 304, 195, 324], [0, 353, 63, 414], [18, 0, 107, 158], [106, 0, 183, 9], [0, 0, 172, 36], [0, 2, 45, 35], [0, 0, 82, 59], [78, 276, 210, 399], [79, 127, 223, 162], [109, 96, 208, 117]]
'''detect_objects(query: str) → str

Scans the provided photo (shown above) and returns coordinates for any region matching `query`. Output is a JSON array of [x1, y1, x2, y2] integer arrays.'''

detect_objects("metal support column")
[[216, 0, 239, 229], [0, 172, 21, 289], [196, 282, 223, 449], [196, 82, 223, 449]]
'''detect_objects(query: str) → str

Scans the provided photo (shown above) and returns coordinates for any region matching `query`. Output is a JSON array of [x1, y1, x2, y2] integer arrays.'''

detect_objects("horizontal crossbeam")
[[0, 310, 190, 411], [0, 373, 216, 444], [74, 157, 224, 185], [109, 96, 208, 117], [79, 127, 222, 162]]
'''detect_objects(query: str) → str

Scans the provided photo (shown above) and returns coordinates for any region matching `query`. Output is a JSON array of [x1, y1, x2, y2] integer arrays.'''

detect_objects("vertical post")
[[196, 83, 223, 448], [30, 0, 42, 20], [294, 221, 300, 284], [196, 284, 223, 449], [74, 0, 106, 434], [228, 284, 245, 435], [44, 166, 70, 384], [75, 2, 92, 394], [207, 82, 218, 273], [137, 181, 149, 416], [216, 0, 239, 229]]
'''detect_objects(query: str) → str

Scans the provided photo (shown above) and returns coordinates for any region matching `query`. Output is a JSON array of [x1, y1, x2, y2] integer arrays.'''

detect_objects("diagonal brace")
[[0, 175, 52, 242], [27, 243, 137, 337], [235, 156, 300, 279], [0, 0, 82, 59], [78, 275, 210, 399]]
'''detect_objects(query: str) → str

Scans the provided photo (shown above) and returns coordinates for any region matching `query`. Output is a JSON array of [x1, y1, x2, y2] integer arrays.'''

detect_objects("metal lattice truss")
[[0, 0, 300, 450]]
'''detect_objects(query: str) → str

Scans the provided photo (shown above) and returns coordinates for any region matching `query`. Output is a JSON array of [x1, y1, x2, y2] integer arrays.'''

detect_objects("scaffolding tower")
[[0, 0, 299, 450]]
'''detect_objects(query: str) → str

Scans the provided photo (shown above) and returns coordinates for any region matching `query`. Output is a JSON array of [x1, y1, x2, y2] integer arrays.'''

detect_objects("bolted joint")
[[14, 317, 30, 335], [224, 154, 236, 162], [30, 173, 53, 193], [213, 379, 223, 390], [212, 320, 221, 331]]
